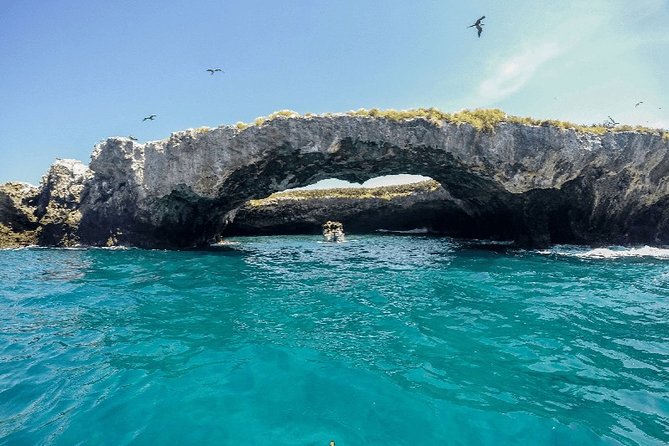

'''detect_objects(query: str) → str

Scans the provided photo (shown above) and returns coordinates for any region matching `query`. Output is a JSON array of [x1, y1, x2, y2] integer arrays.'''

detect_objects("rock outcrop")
[[35, 159, 92, 246], [0, 159, 91, 248], [2, 109, 669, 248], [0, 182, 39, 248], [226, 180, 479, 237]]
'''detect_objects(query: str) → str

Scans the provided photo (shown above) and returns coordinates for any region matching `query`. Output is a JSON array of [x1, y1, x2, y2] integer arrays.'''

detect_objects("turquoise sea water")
[[1, 235, 668, 445]]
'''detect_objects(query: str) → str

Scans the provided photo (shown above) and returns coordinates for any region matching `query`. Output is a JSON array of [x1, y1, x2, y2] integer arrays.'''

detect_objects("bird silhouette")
[[468, 16, 485, 37], [128, 135, 138, 141], [635, 101, 643, 108], [607, 116, 619, 126], [206, 68, 223, 75], [142, 114, 156, 121]]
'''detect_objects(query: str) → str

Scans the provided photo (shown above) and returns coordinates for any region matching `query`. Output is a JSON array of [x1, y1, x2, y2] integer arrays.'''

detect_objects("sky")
[[1, 0, 668, 186]]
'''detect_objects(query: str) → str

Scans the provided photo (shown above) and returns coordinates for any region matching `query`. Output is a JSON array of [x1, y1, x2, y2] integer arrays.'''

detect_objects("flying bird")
[[128, 135, 138, 141], [607, 116, 619, 126], [468, 15, 485, 37], [142, 114, 156, 121], [206, 68, 223, 75], [635, 101, 643, 108]]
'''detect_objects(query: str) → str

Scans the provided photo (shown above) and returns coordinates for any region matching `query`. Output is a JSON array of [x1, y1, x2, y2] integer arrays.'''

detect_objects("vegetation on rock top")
[[248, 180, 441, 207], [234, 108, 669, 139]]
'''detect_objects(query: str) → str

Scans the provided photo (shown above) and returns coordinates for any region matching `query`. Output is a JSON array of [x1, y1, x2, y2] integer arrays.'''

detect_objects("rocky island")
[[227, 180, 462, 236], [1, 108, 668, 249]]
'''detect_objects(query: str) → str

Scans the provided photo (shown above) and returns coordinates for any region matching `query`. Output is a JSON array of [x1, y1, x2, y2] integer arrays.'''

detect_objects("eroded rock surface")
[[3, 112, 669, 248], [0, 159, 92, 247], [35, 159, 93, 246], [0, 182, 39, 248]]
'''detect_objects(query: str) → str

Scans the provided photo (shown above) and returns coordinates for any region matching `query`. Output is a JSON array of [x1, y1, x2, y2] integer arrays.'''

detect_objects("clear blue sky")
[[1, 0, 668, 185]]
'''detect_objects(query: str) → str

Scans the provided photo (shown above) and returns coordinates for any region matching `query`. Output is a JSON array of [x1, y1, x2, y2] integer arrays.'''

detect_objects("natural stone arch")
[[74, 113, 669, 248]]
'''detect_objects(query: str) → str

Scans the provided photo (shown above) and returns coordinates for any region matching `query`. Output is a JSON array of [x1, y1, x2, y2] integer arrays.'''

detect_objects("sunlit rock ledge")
[[1, 108, 669, 249]]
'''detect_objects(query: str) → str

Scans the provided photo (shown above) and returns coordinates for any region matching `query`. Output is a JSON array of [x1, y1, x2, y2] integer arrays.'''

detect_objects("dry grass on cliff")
[[504, 115, 669, 138], [248, 179, 441, 207], [234, 107, 669, 139], [349, 108, 669, 137], [346, 108, 515, 131]]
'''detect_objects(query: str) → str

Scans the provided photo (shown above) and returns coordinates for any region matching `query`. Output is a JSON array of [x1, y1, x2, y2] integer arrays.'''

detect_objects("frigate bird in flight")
[[206, 68, 223, 75], [635, 101, 644, 108], [468, 16, 485, 37], [142, 114, 157, 121]]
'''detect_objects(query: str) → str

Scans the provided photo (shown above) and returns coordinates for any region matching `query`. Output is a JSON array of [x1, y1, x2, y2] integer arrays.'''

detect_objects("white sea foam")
[[0, 245, 40, 251], [538, 246, 669, 260], [209, 241, 240, 246], [376, 228, 429, 234]]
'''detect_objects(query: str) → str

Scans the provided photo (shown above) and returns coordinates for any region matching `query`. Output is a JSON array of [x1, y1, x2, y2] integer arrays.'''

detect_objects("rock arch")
[[72, 114, 669, 248]]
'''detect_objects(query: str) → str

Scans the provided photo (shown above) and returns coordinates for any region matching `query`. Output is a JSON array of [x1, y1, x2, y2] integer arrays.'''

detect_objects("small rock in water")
[[322, 221, 345, 242]]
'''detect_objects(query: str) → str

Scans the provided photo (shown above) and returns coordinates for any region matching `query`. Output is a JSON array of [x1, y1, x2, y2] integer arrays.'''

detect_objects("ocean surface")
[[1, 235, 668, 445]]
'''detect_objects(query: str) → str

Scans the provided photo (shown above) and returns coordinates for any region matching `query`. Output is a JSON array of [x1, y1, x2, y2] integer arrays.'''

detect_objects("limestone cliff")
[[2, 109, 669, 248], [35, 159, 93, 246], [0, 159, 92, 248]]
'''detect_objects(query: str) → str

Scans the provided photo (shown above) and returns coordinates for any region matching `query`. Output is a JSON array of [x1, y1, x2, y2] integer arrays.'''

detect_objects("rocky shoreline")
[[2, 109, 669, 249]]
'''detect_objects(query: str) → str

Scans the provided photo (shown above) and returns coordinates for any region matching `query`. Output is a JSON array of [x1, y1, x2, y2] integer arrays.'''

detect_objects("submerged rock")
[[2, 109, 669, 248]]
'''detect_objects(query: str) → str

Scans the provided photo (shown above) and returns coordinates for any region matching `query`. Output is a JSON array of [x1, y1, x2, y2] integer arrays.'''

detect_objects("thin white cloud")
[[458, 6, 610, 108], [475, 42, 564, 105], [448, 0, 668, 128]]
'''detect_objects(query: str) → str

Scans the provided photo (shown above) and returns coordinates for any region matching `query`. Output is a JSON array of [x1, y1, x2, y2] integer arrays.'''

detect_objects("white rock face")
[[5, 114, 669, 247], [37, 159, 92, 209], [34, 159, 93, 245]]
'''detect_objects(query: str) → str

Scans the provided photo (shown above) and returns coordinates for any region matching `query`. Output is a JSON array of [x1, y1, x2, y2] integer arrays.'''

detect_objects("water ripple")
[[0, 237, 667, 445]]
